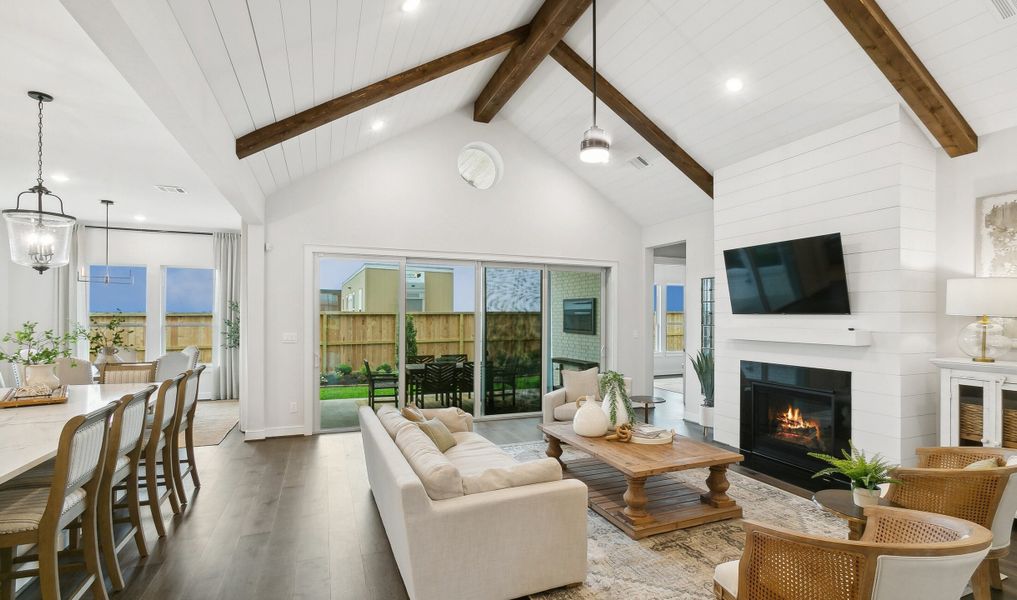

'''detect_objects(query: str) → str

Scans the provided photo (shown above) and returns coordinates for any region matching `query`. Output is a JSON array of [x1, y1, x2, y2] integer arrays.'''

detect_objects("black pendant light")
[[579, 0, 610, 164], [77, 200, 133, 285], [3, 92, 77, 274]]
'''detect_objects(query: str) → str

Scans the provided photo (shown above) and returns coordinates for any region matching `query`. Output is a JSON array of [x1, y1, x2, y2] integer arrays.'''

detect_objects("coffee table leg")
[[700, 465, 736, 508], [622, 476, 653, 524], [545, 436, 564, 467]]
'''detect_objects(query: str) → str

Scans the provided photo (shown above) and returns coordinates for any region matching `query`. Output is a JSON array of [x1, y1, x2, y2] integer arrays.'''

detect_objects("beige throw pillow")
[[964, 457, 1003, 470], [421, 407, 472, 433], [562, 367, 600, 404], [461, 458, 563, 495], [402, 403, 426, 422], [416, 418, 458, 452]]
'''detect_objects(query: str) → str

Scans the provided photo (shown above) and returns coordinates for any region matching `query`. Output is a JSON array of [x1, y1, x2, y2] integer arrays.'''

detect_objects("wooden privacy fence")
[[319, 311, 541, 372], [89, 312, 213, 363]]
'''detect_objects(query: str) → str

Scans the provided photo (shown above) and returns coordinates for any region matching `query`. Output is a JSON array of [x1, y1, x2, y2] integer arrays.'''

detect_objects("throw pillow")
[[562, 367, 600, 404], [402, 403, 425, 422], [963, 457, 1002, 470], [416, 418, 458, 452]]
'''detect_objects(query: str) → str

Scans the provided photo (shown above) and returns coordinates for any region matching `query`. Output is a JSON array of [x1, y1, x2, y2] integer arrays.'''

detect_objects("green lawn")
[[319, 374, 541, 401]]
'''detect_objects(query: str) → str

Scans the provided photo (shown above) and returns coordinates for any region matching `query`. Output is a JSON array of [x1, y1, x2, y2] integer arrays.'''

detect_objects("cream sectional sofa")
[[360, 405, 588, 600]]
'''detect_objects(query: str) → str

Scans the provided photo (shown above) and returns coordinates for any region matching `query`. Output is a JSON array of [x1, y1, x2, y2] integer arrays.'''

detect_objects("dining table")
[[0, 383, 154, 486]]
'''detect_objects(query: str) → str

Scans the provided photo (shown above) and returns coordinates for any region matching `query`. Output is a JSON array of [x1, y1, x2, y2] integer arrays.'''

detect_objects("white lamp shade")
[[945, 277, 1017, 317]]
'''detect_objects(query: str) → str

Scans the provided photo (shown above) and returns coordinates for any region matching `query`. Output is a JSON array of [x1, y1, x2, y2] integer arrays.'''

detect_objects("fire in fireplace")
[[740, 361, 851, 490]]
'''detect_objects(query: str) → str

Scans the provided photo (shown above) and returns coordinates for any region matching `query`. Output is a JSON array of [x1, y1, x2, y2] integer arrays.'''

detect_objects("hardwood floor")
[[15, 414, 1017, 599]]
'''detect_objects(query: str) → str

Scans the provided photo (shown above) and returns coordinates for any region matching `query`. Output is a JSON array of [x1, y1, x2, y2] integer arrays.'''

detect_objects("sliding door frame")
[[302, 243, 618, 435]]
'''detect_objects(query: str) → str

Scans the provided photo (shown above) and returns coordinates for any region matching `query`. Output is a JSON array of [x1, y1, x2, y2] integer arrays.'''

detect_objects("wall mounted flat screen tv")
[[563, 298, 597, 334], [723, 233, 850, 314]]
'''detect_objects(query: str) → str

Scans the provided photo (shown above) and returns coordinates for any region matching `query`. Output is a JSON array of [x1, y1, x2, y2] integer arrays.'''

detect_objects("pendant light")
[[77, 200, 133, 285], [3, 92, 77, 274], [579, 0, 610, 164]]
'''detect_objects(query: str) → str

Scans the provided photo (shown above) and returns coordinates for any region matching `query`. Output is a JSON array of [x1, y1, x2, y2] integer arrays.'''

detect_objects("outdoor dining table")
[[0, 383, 153, 485]]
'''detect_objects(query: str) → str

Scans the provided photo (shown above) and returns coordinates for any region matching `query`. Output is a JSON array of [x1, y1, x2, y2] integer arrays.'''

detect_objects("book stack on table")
[[630, 424, 674, 445]]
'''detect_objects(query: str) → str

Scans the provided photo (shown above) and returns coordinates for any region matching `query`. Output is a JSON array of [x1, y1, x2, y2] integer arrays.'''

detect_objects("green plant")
[[809, 441, 901, 490], [0, 322, 83, 366], [599, 370, 634, 425], [336, 363, 353, 376], [222, 301, 240, 349], [691, 348, 714, 407], [377, 363, 393, 374], [405, 315, 418, 359], [86, 311, 131, 356]]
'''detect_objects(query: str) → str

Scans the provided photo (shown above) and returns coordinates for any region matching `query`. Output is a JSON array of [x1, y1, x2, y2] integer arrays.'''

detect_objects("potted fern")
[[599, 370, 634, 428], [809, 441, 901, 507], [690, 349, 714, 428]]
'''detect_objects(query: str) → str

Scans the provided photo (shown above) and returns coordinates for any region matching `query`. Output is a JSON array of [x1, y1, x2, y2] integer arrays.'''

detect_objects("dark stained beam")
[[549, 42, 714, 198], [825, 0, 977, 156], [473, 0, 591, 123], [236, 26, 530, 159]]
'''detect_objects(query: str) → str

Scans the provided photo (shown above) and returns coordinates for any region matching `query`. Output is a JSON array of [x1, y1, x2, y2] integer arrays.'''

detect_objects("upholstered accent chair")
[[713, 506, 993, 600], [542, 368, 632, 424], [884, 446, 1017, 600]]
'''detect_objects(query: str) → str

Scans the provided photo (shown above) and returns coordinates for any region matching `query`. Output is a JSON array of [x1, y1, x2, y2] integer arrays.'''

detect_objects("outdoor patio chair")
[[363, 360, 398, 409], [406, 355, 434, 364], [436, 354, 467, 364], [484, 364, 517, 414], [422, 363, 458, 408]]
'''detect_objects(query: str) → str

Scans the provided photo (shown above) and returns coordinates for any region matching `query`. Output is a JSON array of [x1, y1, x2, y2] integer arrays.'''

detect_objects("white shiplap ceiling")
[[159, 0, 1017, 224]]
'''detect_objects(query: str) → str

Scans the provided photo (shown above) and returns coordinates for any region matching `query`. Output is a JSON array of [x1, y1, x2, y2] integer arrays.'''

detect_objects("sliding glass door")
[[482, 266, 543, 415], [547, 269, 604, 390], [317, 256, 400, 431]]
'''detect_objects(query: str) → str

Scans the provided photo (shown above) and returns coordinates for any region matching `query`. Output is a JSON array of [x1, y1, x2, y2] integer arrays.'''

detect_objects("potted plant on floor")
[[809, 441, 901, 507], [600, 370, 635, 428], [0, 322, 83, 389], [691, 349, 714, 428]]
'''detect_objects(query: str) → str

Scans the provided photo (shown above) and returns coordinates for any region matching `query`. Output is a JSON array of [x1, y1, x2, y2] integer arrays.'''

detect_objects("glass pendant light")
[[77, 200, 133, 285], [579, 0, 610, 164], [3, 92, 77, 274]]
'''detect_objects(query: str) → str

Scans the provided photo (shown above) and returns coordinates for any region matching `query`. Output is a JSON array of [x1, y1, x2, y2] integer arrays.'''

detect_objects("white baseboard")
[[244, 425, 310, 441]]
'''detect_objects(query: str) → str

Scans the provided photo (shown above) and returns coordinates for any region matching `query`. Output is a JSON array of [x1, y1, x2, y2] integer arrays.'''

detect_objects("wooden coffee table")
[[539, 421, 744, 539]]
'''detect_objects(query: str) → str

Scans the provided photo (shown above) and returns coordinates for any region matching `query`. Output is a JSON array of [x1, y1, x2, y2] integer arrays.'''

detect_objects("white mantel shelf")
[[930, 357, 1017, 374], [728, 327, 872, 347]]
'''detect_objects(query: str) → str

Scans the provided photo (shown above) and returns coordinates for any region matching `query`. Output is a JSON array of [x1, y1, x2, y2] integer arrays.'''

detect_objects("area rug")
[[185, 400, 239, 446], [653, 376, 683, 395], [499, 442, 847, 600]]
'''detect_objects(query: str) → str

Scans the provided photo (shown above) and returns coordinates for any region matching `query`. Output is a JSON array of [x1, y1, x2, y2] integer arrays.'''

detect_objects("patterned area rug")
[[500, 442, 848, 600], [186, 400, 239, 446]]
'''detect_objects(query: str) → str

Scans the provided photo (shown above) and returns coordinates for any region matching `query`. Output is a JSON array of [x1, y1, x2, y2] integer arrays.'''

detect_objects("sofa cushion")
[[445, 432, 518, 476], [416, 418, 457, 452], [461, 458, 563, 495], [394, 425, 463, 500], [714, 560, 739, 597], [377, 406, 415, 439], [402, 404, 426, 422], [562, 367, 599, 404], [553, 399, 602, 422], [420, 407, 472, 433]]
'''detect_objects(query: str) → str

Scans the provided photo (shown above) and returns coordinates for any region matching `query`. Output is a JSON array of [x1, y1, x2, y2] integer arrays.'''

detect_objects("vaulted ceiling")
[[51, 0, 1017, 226]]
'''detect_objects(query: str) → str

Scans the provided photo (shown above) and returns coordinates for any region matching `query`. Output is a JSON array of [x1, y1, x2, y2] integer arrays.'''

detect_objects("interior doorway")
[[652, 243, 686, 419]]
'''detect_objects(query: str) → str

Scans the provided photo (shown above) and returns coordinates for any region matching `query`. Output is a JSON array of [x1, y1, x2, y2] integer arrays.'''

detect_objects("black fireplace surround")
[[740, 361, 852, 491]]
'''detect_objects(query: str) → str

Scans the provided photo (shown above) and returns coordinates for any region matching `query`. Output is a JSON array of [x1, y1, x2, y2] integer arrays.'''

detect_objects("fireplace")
[[740, 361, 851, 490]]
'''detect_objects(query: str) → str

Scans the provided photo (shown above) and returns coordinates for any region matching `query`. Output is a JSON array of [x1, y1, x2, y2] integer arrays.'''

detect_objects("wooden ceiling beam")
[[825, 0, 977, 156], [549, 42, 714, 198], [473, 0, 591, 123], [235, 26, 530, 159]]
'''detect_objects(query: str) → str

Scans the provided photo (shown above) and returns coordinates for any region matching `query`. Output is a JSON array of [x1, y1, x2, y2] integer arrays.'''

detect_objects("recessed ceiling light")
[[371, 120, 386, 132], [401, 0, 420, 12], [725, 78, 744, 92], [134, 214, 146, 222], [50, 173, 69, 182]]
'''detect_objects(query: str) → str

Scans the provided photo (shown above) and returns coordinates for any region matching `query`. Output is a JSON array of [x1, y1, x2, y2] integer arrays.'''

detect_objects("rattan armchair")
[[713, 506, 993, 600], [885, 446, 1017, 600]]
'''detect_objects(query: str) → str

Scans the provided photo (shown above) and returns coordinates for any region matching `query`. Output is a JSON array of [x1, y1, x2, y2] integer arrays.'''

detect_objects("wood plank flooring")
[[14, 413, 1017, 599]]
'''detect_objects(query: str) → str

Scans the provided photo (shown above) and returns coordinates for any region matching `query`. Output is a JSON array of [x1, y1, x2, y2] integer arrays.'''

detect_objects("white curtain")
[[214, 232, 241, 399], [54, 224, 85, 356]]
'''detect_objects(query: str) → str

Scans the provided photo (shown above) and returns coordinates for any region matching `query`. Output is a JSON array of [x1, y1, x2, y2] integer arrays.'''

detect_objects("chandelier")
[[3, 92, 76, 274]]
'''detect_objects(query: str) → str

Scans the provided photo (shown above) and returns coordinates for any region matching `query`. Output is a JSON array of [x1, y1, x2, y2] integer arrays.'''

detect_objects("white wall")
[[711, 105, 938, 466], [644, 209, 714, 416], [257, 109, 646, 437], [936, 125, 1017, 361]]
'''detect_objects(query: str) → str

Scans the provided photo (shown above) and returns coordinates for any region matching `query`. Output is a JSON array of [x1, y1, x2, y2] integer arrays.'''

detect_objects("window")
[[88, 265, 147, 361], [653, 284, 684, 352], [164, 267, 214, 363]]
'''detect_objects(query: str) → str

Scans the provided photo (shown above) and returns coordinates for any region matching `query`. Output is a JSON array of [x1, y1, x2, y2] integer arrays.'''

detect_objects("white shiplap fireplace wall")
[[712, 106, 938, 467]]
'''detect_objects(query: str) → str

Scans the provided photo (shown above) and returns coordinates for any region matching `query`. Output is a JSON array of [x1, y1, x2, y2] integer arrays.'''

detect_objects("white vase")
[[95, 347, 121, 367], [573, 396, 609, 437], [699, 405, 714, 428], [852, 486, 881, 507], [601, 389, 630, 428], [24, 364, 61, 389]]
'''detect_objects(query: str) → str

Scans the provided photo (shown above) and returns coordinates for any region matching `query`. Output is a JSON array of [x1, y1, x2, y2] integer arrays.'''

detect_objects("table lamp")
[[946, 277, 1017, 362]]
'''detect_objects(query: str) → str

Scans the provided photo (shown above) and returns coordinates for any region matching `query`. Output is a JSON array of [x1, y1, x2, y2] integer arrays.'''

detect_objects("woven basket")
[[959, 402, 983, 443], [1003, 408, 1017, 448]]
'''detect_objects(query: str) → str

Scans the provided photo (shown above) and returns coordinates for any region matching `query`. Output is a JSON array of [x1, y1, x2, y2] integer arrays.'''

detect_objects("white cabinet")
[[933, 358, 1017, 447]]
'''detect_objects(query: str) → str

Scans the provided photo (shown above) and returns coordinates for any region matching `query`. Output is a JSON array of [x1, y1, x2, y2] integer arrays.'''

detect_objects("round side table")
[[812, 489, 896, 540], [629, 395, 665, 424]]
